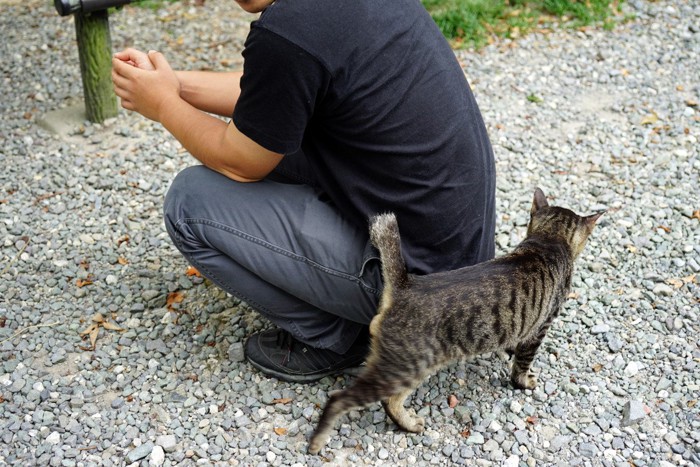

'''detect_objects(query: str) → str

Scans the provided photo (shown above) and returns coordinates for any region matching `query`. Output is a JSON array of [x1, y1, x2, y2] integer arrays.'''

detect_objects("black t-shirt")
[[233, 0, 495, 274]]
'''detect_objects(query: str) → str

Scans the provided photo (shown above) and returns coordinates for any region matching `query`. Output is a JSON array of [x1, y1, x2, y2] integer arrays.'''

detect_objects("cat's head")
[[527, 188, 604, 258]]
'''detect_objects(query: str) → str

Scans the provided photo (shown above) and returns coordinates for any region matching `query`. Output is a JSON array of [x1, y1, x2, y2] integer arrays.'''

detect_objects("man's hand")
[[112, 49, 181, 122], [113, 48, 155, 71]]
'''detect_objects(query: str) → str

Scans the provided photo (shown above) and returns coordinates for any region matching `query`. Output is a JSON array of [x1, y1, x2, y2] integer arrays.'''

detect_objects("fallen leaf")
[[271, 398, 293, 405], [640, 112, 659, 125], [117, 235, 130, 247], [688, 400, 697, 408], [167, 291, 185, 310], [78, 313, 123, 350], [102, 322, 124, 332], [656, 225, 671, 233], [667, 278, 684, 289], [592, 363, 603, 372], [89, 326, 99, 348], [117, 257, 128, 265], [448, 394, 459, 408], [526, 416, 538, 425], [459, 428, 471, 438], [686, 99, 698, 108], [186, 266, 202, 277], [567, 292, 580, 299], [273, 427, 287, 436], [692, 210, 700, 220], [76, 278, 93, 288]]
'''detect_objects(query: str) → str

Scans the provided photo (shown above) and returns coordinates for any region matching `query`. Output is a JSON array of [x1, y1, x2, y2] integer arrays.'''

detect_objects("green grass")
[[421, 0, 626, 48]]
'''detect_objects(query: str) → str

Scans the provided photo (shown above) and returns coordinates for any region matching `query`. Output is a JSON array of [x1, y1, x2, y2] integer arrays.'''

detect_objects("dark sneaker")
[[244, 328, 368, 383]]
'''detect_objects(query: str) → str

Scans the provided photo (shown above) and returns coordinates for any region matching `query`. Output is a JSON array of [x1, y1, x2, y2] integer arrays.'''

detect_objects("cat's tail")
[[370, 213, 408, 290]]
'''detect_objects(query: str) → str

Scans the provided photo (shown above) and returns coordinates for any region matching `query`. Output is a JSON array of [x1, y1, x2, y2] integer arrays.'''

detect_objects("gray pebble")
[[126, 442, 153, 463]]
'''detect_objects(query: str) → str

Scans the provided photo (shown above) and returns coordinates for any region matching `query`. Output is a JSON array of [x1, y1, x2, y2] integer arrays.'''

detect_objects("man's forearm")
[[175, 70, 243, 117], [158, 96, 282, 183]]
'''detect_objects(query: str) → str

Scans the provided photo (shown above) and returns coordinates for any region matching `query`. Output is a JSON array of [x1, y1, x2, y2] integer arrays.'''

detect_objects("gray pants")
[[163, 160, 382, 354]]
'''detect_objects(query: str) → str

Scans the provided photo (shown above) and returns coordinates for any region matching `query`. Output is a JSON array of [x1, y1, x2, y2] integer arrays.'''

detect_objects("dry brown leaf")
[[273, 427, 287, 436], [167, 291, 185, 310], [117, 235, 130, 247], [89, 326, 99, 348], [448, 394, 459, 408], [592, 363, 603, 372], [692, 210, 700, 220], [657, 225, 671, 233], [526, 415, 538, 425], [117, 257, 128, 265], [76, 278, 93, 288], [102, 322, 124, 332], [688, 400, 697, 408], [459, 428, 471, 438], [186, 266, 202, 277], [271, 398, 293, 405], [79, 323, 98, 337], [91, 313, 105, 323]]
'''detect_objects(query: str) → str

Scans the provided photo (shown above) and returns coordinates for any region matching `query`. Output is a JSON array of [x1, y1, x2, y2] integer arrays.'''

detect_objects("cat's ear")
[[531, 187, 549, 215], [585, 210, 605, 227]]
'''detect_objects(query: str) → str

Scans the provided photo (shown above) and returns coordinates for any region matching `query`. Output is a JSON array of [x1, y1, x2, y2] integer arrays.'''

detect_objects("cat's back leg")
[[382, 386, 425, 433], [308, 368, 395, 454]]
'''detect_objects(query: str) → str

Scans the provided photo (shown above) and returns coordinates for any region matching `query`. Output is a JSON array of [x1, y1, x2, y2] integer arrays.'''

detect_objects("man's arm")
[[113, 49, 243, 118], [175, 70, 243, 118], [112, 50, 282, 182]]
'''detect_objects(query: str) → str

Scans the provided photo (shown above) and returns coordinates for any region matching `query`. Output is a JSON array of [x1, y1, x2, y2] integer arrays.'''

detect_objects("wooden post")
[[74, 9, 117, 123]]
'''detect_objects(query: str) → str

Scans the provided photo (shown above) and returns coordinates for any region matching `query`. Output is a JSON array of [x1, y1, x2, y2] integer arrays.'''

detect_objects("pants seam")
[[178, 217, 381, 295]]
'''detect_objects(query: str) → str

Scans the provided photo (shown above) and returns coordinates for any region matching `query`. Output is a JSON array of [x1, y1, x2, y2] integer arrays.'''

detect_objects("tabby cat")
[[308, 188, 604, 454]]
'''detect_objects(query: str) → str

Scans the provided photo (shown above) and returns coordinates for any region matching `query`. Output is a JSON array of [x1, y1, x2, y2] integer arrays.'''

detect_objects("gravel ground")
[[1, 0, 698, 466]]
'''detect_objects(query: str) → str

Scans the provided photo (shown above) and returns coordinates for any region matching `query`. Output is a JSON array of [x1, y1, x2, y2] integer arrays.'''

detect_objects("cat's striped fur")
[[308, 188, 603, 454]]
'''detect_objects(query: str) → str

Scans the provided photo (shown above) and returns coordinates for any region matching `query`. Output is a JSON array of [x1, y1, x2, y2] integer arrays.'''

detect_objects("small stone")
[[150, 446, 165, 466], [579, 442, 597, 457], [607, 336, 624, 353], [127, 442, 154, 463], [46, 431, 60, 445], [652, 283, 673, 296], [483, 439, 499, 452], [623, 361, 640, 376], [466, 432, 484, 444], [550, 435, 570, 452], [509, 400, 522, 413], [488, 420, 502, 432], [591, 323, 610, 334], [621, 400, 647, 427], [378, 448, 389, 460], [156, 434, 177, 453], [9, 378, 25, 393], [111, 397, 125, 409], [514, 430, 529, 445], [503, 455, 519, 467], [228, 342, 245, 363], [266, 451, 277, 463]]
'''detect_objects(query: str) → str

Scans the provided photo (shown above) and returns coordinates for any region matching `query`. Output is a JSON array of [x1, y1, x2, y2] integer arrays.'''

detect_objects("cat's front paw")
[[511, 371, 537, 390]]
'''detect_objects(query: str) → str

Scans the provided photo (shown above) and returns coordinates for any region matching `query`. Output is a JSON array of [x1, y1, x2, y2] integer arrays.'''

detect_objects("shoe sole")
[[246, 357, 342, 383]]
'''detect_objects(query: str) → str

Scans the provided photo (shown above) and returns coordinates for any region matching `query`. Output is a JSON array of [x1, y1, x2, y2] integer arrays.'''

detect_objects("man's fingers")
[[147, 50, 171, 72], [114, 48, 155, 70]]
